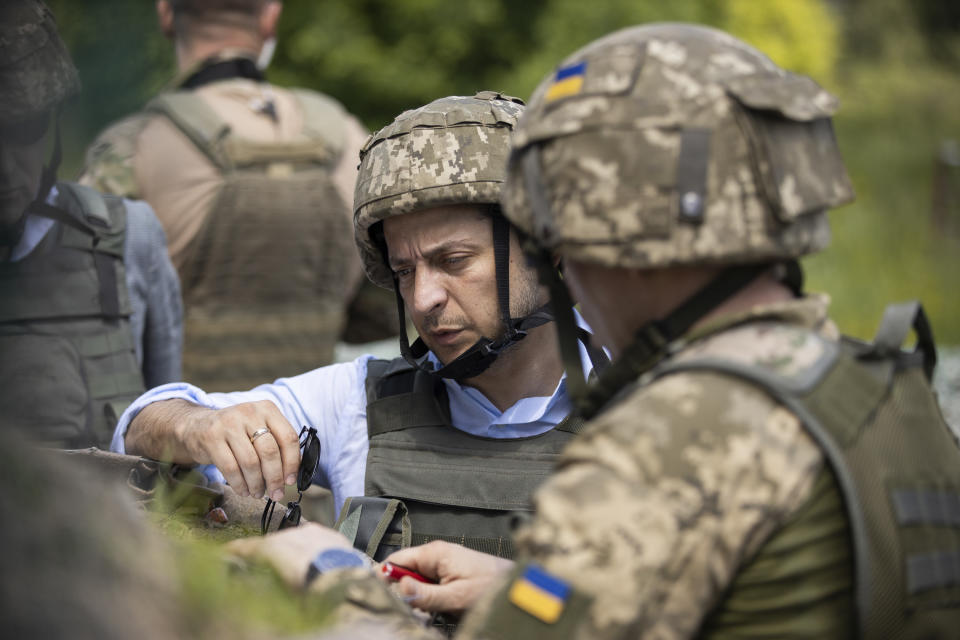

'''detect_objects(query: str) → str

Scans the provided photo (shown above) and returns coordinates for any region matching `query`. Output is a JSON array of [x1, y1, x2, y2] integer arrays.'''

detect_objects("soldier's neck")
[[461, 321, 565, 413], [175, 35, 262, 74]]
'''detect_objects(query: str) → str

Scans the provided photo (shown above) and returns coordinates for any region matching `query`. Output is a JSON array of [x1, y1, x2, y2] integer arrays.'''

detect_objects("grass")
[[147, 510, 339, 637]]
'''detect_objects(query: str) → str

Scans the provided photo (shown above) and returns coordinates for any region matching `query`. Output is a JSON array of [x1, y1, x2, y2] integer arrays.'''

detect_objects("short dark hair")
[[169, 0, 270, 37]]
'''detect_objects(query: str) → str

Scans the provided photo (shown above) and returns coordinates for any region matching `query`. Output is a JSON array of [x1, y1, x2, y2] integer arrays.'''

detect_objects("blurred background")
[[48, 0, 959, 412]]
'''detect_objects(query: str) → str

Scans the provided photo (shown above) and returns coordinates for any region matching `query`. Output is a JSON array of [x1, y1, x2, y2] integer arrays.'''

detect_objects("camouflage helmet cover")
[[354, 91, 525, 288], [0, 0, 80, 122], [503, 23, 855, 270]]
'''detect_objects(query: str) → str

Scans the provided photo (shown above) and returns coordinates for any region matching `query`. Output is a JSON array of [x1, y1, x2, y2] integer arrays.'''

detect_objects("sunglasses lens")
[[297, 429, 320, 492], [279, 502, 301, 529]]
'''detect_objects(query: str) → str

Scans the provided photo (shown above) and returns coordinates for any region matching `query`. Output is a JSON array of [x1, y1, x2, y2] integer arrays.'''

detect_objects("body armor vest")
[[343, 358, 586, 560], [146, 89, 354, 391], [0, 182, 145, 447], [648, 303, 960, 638]]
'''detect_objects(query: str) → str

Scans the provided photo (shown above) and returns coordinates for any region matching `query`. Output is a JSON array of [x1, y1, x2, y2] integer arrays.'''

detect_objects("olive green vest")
[[348, 358, 585, 560], [0, 182, 145, 448], [146, 90, 354, 391], [653, 303, 960, 638]]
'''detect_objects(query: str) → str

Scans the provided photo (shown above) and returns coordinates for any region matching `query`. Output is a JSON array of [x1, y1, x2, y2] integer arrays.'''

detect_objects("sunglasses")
[[260, 426, 320, 535]]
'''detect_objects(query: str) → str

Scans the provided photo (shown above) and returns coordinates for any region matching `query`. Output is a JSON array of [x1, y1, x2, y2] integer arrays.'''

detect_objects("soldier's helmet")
[[353, 91, 525, 289], [503, 23, 855, 270], [0, 0, 80, 123]]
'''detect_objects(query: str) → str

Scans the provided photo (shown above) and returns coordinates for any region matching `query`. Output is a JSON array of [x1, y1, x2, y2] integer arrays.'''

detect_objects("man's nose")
[[411, 266, 447, 316]]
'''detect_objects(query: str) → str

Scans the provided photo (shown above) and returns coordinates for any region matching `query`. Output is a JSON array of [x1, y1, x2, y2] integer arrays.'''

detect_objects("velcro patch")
[[508, 564, 570, 623]]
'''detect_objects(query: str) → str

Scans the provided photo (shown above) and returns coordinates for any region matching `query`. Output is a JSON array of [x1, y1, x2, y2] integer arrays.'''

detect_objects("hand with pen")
[[383, 541, 514, 614], [227, 525, 513, 615]]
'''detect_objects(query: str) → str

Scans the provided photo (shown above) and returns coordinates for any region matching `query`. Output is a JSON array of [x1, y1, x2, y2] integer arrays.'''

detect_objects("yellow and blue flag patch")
[[508, 564, 571, 624], [545, 61, 587, 103]]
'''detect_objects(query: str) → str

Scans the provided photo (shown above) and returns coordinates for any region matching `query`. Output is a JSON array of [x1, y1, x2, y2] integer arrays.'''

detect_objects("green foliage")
[[46, 0, 959, 343], [804, 60, 960, 342], [165, 532, 336, 636], [721, 0, 840, 83]]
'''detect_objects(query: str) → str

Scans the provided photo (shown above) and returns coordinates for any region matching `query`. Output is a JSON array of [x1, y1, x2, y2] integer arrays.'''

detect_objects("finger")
[[207, 439, 249, 497], [259, 402, 301, 486], [251, 429, 285, 501], [396, 578, 463, 613], [385, 540, 450, 579], [226, 428, 267, 499], [224, 536, 262, 559]]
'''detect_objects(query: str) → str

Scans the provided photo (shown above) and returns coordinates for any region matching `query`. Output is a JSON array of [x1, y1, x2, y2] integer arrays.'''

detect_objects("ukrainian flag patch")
[[545, 61, 587, 102], [508, 564, 570, 624]]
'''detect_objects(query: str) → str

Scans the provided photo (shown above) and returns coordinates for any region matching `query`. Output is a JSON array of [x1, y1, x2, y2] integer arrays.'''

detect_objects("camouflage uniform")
[[459, 296, 852, 638]]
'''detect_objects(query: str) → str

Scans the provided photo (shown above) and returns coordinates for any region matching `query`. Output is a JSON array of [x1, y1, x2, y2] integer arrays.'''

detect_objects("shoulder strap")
[[146, 92, 231, 169], [365, 357, 417, 402], [870, 301, 937, 381], [56, 182, 112, 228], [554, 413, 586, 435], [288, 89, 347, 158]]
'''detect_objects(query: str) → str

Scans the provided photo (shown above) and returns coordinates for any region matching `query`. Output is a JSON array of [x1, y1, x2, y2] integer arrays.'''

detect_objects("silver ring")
[[249, 427, 271, 444]]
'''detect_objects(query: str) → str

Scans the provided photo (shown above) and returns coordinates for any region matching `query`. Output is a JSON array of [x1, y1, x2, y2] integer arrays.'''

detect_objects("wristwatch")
[[304, 547, 369, 587]]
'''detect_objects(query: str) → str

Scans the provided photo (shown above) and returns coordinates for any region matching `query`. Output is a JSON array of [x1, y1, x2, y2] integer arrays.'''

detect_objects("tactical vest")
[[146, 89, 355, 391], [337, 358, 586, 561], [0, 183, 145, 448], [647, 303, 960, 638]]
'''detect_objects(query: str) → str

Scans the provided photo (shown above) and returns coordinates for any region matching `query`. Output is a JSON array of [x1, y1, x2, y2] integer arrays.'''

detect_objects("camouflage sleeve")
[[78, 113, 153, 199], [458, 372, 825, 640], [304, 568, 442, 639]]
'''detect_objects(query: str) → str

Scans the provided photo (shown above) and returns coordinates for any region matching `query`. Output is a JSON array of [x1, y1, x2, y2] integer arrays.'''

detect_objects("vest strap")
[[554, 414, 585, 435], [367, 392, 448, 437], [147, 93, 232, 169], [334, 496, 411, 562], [411, 532, 515, 558], [871, 301, 937, 380], [906, 550, 960, 595]]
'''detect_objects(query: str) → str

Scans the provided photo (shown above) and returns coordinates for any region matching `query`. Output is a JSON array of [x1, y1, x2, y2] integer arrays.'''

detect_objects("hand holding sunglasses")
[[261, 426, 320, 535]]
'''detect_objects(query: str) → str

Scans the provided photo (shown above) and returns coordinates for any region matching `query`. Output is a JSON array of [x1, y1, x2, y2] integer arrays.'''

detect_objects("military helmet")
[[0, 0, 80, 123], [354, 91, 525, 289], [504, 23, 855, 270]]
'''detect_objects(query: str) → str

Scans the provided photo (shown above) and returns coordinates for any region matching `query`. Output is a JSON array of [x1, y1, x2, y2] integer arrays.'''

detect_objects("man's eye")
[[394, 267, 413, 279]]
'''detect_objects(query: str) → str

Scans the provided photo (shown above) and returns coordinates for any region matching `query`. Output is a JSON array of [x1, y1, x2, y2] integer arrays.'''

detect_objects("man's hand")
[[126, 399, 301, 501], [226, 523, 355, 589], [383, 541, 514, 614]]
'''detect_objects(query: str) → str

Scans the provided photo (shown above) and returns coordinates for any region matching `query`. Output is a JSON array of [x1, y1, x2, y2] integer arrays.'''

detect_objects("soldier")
[[113, 93, 607, 561], [231, 24, 960, 639], [0, 0, 182, 448], [80, 0, 396, 392]]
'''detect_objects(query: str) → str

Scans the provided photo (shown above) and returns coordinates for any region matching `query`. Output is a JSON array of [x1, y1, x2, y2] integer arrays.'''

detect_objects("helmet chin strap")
[[392, 214, 554, 380]]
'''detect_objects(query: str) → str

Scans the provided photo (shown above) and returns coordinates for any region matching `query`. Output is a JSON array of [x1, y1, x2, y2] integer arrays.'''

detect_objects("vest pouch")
[[334, 496, 412, 562], [725, 73, 854, 223], [0, 332, 90, 446]]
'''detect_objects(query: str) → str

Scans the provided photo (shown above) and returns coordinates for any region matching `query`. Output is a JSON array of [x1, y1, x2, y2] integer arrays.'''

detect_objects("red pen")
[[381, 561, 438, 584]]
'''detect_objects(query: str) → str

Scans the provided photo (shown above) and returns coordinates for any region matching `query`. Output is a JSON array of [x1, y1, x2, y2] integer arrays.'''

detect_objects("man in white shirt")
[[113, 93, 605, 557]]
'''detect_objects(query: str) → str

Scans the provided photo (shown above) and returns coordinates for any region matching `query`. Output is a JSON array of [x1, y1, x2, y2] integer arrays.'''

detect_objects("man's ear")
[[156, 0, 175, 40], [260, 1, 282, 40]]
